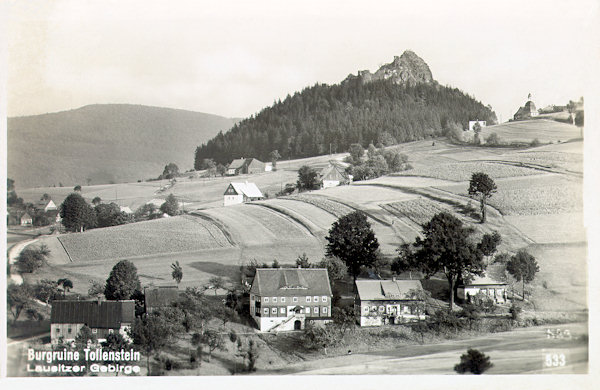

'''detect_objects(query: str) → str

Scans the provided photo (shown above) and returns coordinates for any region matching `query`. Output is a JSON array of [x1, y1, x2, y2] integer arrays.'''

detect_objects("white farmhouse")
[[457, 275, 507, 304], [468, 120, 487, 131], [355, 279, 426, 327], [249, 268, 332, 332], [320, 162, 351, 188], [223, 182, 264, 206]]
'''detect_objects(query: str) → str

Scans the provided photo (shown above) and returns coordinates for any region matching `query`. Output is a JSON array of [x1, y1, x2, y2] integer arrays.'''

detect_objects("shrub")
[[530, 138, 541, 147], [509, 303, 522, 321], [486, 132, 500, 146], [454, 348, 493, 374]]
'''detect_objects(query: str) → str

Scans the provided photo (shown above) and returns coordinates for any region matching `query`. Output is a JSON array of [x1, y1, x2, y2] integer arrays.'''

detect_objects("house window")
[[371, 306, 377, 312], [92, 329, 97, 334], [250, 295, 254, 301], [363, 306, 369, 313], [56, 328, 60, 333], [323, 307, 328, 314], [306, 296, 311, 303], [68, 327, 72, 334], [109, 329, 114, 334], [313, 307, 319, 314], [281, 297, 285, 303], [264, 297, 269, 303], [264, 308, 269, 315], [313, 296, 319, 302], [271, 308, 277, 315], [273, 297, 277, 303], [280, 307, 285, 314], [322, 296, 327, 302], [305, 307, 310, 314], [293, 297, 298, 303], [379, 306, 385, 312]]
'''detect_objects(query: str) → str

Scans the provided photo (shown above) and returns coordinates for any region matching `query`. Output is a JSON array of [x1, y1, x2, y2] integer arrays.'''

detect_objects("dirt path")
[[265, 322, 587, 375], [7, 238, 39, 285]]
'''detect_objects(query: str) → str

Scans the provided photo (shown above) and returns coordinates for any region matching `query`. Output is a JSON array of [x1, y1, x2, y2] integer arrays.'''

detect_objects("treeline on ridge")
[[194, 78, 497, 167]]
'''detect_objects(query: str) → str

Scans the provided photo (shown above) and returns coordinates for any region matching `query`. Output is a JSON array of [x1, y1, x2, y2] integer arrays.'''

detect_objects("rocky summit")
[[354, 50, 434, 86]]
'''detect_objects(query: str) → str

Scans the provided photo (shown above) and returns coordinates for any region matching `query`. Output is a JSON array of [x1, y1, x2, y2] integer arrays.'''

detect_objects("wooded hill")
[[8, 104, 237, 188], [194, 75, 497, 167]]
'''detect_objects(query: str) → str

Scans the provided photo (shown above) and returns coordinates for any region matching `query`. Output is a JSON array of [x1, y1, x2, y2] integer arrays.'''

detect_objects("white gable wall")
[[224, 194, 244, 206]]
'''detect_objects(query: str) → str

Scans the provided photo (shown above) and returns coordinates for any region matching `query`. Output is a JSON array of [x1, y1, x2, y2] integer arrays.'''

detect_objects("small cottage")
[[36, 200, 57, 212], [227, 158, 266, 175], [320, 163, 351, 188], [457, 276, 508, 304], [223, 182, 264, 206], [20, 212, 33, 226], [355, 279, 426, 327], [50, 299, 135, 345], [249, 268, 332, 332]]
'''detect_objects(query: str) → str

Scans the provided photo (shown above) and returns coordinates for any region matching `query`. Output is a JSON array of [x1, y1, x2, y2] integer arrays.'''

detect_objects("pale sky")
[[4, 0, 600, 122]]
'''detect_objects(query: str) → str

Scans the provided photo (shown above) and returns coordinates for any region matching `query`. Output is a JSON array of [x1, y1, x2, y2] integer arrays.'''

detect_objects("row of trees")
[[59, 193, 180, 233], [194, 79, 497, 167], [345, 143, 411, 181]]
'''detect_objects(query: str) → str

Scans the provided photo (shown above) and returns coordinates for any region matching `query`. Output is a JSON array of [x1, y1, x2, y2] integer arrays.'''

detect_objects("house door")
[[389, 317, 395, 325], [294, 320, 302, 330]]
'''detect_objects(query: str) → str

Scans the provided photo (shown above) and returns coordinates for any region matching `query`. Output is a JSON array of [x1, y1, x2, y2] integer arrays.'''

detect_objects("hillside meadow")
[[18, 127, 586, 313]]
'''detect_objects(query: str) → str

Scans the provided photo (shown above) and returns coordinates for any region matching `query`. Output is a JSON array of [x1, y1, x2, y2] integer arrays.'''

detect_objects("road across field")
[[266, 322, 587, 375]]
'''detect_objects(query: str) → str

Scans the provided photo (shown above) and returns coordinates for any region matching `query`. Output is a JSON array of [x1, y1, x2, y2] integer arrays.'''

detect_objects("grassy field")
[[435, 174, 583, 215], [394, 161, 542, 182], [480, 119, 582, 144], [19, 127, 586, 315]]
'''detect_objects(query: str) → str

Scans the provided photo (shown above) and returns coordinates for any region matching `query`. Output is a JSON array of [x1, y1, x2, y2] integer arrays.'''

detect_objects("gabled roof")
[[356, 279, 423, 300], [144, 286, 179, 308], [228, 158, 246, 169], [51, 300, 135, 328], [36, 200, 57, 210], [320, 164, 349, 181], [462, 275, 507, 287], [245, 158, 264, 167], [228, 182, 264, 198], [21, 212, 32, 220], [250, 268, 332, 297]]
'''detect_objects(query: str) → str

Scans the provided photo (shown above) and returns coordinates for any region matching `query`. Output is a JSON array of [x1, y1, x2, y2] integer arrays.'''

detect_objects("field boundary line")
[[247, 202, 319, 237], [188, 212, 237, 246], [181, 214, 230, 248], [55, 236, 74, 263]]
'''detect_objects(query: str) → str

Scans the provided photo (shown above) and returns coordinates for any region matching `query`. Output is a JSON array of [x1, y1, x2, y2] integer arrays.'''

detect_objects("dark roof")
[[51, 300, 135, 328], [250, 268, 332, 297], [228, 158, 246, 169], [144, 286, 179, 308]]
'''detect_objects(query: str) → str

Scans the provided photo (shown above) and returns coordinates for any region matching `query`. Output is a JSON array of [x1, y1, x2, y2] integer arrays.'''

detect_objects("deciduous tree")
[[468, 172, 497, 223], [506, 250, 539, 301], [407, 212, 485, 311], [129, 314, 174, 375], [171, 261, 183, 285], [296, 165, 320, 191], [60, 193, 97, 232], [16, 244, 50, 273], [160, 194, 179, 216], [8, 283, 33, 321], [104, 260, 141, 300], [326, 211, 379, 284], [160, 163, 179, 180]]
